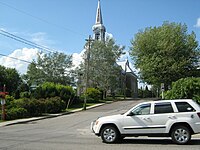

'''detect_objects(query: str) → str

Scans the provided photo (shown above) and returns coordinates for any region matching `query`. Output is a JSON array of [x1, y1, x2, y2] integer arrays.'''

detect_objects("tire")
[[100, 125, 120, 143], [171, 125, 191, 144]]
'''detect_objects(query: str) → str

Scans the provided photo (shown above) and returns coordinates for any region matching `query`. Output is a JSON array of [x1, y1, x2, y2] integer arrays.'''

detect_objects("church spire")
[[95, 0, 103, 25], [92, 0, 106, 41]]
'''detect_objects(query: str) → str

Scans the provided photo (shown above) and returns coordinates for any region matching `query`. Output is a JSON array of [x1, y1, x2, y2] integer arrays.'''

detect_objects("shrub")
[[6, 107, 28, 120], [5, 95, 15, 109], [31, 82, 75, 107], [14, 98, 44, 117], [164, 77, 200, 103], [85, 88, 101, 102], [44, 97, 65, 113], [20, 91, 31, 98]]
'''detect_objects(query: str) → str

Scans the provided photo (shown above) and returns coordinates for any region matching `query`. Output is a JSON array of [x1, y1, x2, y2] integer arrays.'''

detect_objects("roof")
[[95, 0, 103, 25], [116, 60, 138, 78]]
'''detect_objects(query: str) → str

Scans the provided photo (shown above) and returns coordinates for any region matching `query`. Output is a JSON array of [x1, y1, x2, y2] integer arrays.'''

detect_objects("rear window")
[[154, 102, 174, 114], [175, 102, 195, 112]]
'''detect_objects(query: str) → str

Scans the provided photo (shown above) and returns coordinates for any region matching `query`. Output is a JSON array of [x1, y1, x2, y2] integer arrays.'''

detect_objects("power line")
[[0, 53, 32, 64], [0, 29, 56, 53], [0, 1, 86, 38]]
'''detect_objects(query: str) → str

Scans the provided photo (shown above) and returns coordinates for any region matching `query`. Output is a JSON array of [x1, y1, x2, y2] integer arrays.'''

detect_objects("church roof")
[[95, 0, 103, 25], [117, 60, 138, 78]]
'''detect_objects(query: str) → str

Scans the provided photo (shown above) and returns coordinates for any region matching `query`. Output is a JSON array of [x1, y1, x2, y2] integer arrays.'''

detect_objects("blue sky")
[[0, 0, 200, 73]]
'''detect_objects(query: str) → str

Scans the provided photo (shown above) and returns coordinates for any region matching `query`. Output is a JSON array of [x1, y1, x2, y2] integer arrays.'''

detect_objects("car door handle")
[[142, 117, 150, 120], [168, 116, 176, 119]]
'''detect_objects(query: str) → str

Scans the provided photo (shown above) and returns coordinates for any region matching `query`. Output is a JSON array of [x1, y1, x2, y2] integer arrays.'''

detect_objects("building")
[[77, 0, 138, 98], [117, 60, 138, 98]]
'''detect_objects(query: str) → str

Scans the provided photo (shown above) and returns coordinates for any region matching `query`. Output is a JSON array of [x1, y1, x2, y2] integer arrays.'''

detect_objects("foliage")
[[5, 95, 15, 109], [14, 82, 30, 99], [138, 86, 154, 98], [13, 98, 45, 117], [80, 38, 125, 98], [85, 88, 101, 102], [164, 77, 200, 103], [42, 97, 65, 113], [6, 107, 28, 120], [25, 52, 74, 86], [31, 82, 75, 107], [130, 22, 200, 88], [0, 65, 21, 94], [4, 96, 66, 120], [20, 91, 31, 98]]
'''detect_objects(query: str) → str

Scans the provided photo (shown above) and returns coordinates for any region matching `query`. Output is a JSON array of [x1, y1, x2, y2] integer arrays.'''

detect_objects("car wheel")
[[171, 125, 191, 144], [101, 125, 119, 143]]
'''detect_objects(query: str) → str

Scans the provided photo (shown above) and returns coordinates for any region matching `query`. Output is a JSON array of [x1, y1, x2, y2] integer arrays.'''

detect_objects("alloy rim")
[[103, 128, 116, 142], [174, 128, 189, 143]]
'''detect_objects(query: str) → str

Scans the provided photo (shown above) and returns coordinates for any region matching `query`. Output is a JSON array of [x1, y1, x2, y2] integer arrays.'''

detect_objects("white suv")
[[91, 99, 200, 144]]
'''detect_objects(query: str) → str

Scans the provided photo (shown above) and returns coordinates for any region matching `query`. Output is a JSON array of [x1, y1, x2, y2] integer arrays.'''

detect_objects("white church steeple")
[[92, 0, 106, 41]]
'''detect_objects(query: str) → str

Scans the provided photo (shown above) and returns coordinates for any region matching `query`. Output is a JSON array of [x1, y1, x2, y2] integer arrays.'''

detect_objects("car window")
[[132, 103, 151, 115], [154, 102, 173, 114], [175, 102, 195, 112]]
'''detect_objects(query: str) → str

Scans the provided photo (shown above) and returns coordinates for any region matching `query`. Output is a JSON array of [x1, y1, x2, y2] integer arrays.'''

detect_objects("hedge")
[[3, 96, 65, 120], [31, 82, 75, 107]]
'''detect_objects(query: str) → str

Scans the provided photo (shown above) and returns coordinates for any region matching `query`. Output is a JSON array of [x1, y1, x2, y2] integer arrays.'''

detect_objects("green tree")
[[130, 22, 199, 89], [164, 77, 200, 103], [26, 52, 73, 85], [81, 38, 125, 98], [0, 65, 21, 94]]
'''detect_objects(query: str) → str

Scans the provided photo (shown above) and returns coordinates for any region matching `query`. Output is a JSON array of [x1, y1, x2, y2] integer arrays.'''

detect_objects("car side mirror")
[[127, 112, 135, 116]]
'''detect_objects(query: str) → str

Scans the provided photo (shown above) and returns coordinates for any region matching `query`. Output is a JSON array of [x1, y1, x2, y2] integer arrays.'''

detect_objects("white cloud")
[[72, 49, 85, 69], [30, 32, 55, 47], [194, 18, 200, 28], [0, 48, 38, 74]]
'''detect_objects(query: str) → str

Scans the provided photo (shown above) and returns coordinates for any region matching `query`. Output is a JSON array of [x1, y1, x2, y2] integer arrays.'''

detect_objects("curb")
[[0, 103, 106, 127]]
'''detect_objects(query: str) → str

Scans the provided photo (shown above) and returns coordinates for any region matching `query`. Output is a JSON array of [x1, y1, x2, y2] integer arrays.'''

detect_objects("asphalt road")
[[0, 99, 200, 150]]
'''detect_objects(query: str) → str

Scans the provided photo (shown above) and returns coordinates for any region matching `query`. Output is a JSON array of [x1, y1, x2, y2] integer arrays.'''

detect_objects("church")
[[92, 0, 138, 98], [77, 0, 138, 98]]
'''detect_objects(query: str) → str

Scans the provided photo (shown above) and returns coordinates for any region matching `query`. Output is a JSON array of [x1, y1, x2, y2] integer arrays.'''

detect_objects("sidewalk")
[[0, 103, 105, 127]]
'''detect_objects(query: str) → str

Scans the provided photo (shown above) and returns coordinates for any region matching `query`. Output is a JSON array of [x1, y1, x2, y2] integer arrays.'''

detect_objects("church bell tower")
[[92, 0, 106, 42]]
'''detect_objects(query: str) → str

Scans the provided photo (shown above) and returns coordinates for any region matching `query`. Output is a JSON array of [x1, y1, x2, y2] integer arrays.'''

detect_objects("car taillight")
[[197, 112, 200, 118]]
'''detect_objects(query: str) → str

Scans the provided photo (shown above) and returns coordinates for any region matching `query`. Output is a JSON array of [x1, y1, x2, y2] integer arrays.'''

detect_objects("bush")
[[20, 91, 31, 98], [85, 88, 101, 103], [164, 77, 200, 103], [2, 82, 76, 120], [5, 95, 15, 109], [13, 98, 44, 117], [44, 97, 65, 113], [31, 82, 75, 107], [6, 107, 28, 120], [3, 96, 66, 120]]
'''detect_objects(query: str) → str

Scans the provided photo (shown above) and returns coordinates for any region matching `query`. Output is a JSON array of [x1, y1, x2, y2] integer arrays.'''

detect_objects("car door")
[[122, 103, 153, 134], [148, 102, 175, 133]]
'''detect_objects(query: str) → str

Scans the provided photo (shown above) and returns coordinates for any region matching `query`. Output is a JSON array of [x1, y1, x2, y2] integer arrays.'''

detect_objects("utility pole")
[[83, 35, 94, 110], [123, 60, 128, 100]]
